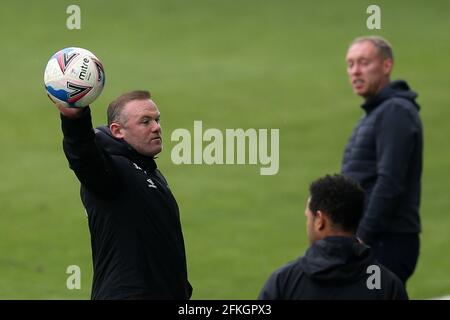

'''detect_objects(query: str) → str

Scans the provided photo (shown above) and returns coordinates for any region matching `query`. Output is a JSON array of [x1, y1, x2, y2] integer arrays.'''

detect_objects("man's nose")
[[152, 121, 161, 132], [349, 64, 361, 75]]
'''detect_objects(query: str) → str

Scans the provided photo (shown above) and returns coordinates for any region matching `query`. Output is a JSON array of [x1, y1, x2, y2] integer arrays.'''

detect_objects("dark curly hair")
[[309, 174, 365, 233]]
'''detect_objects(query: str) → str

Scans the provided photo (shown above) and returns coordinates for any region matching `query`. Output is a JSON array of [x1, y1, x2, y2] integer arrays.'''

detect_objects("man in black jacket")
[[342, 36, 423, 285], [258, 174, 407, 300], [54, 90, 192, 299]]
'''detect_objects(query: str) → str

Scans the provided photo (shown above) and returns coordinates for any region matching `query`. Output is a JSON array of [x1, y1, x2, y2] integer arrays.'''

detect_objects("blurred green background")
[[0, 0, 449, 299]]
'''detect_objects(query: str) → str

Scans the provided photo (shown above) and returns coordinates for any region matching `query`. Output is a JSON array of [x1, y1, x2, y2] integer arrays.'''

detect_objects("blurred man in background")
[[53, 90, 192, 299], [258, 174, 407, 300], [342, 36, 423, 285]]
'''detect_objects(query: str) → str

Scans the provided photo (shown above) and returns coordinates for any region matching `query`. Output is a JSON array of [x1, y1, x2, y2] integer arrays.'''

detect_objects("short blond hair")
[[350, 36, 393, 61]]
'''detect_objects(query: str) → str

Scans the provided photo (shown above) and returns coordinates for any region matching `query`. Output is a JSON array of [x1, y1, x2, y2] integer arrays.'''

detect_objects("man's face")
[[346, 41, 392, 99], [117, 99, 162, 157]]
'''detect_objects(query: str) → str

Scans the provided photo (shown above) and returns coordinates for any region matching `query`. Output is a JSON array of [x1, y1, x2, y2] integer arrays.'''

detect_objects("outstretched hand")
[[49, 94, 86, 118]]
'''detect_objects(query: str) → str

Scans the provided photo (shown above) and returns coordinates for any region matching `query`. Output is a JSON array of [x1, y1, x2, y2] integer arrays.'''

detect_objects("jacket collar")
[[95, 126, 157, 172], [360, 80, 417, 114]]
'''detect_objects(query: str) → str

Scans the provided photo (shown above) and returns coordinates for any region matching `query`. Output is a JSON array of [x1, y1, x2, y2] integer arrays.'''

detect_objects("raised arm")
[[55, 103, 118, 198]]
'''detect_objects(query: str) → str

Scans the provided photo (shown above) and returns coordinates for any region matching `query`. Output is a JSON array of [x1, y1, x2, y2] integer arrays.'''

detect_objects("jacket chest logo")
[[132, 162, 158, 189], [146, 178, 157, 189]]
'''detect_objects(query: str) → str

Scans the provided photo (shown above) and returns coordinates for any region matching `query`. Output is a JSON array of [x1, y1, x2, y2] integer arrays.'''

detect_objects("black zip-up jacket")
[[258, 236, 407, 300], [342, 80, 423, 243], [61, 107, 192, 299]]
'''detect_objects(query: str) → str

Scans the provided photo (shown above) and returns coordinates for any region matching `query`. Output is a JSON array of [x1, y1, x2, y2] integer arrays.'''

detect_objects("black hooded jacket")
[[258, 236, 407, 300], [61, 107, 192, 299], [342, 80, 423, 243]]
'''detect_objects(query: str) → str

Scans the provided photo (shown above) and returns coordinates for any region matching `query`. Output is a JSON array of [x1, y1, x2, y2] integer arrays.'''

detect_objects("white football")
[[44, 47, 105, 108]]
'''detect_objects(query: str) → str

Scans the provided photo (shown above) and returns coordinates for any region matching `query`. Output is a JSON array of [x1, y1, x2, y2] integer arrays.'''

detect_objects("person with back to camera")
[[258, 174, 407, 300]]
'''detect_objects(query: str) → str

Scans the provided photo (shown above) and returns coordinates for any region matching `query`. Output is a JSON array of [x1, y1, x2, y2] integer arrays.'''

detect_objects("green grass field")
[[0, 0, 449, 299]]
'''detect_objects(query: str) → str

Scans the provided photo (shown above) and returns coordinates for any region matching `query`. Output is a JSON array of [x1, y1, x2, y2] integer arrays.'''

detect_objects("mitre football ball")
[[44, 47, 105, 108]]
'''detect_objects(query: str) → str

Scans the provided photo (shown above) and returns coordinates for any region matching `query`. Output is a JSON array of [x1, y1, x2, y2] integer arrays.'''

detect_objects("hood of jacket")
[[94, 125, 157, 172], [299, 236, 375, 284], [362, 80, 420, 113]]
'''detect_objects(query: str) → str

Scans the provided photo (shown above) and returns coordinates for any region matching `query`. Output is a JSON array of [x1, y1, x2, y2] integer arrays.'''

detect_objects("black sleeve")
[[358, 103, 418, 242], [61, 107, 117, 198], [391, 275, 409, 300], [258, 271, 281, 300]]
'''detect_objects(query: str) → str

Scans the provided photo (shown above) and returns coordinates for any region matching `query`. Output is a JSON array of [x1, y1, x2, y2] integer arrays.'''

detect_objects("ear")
[[314, 210, 326, 231], [110, 122, 125, 139], [383, 58, 393, 75]]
